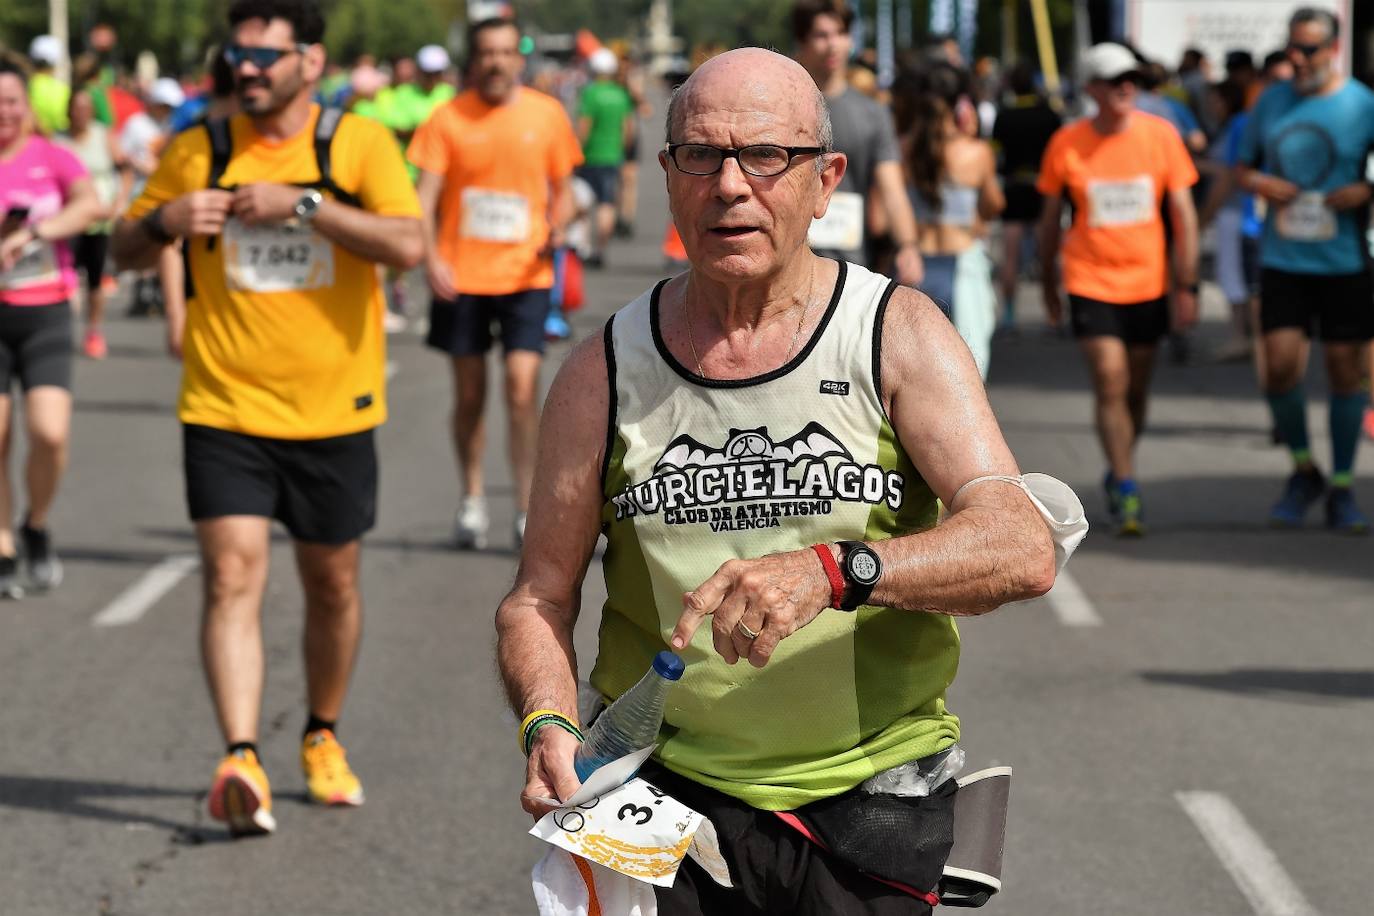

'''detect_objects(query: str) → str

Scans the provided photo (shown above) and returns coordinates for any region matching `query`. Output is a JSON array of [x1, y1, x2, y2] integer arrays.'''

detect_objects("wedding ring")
[[735, 620, 760, 640]]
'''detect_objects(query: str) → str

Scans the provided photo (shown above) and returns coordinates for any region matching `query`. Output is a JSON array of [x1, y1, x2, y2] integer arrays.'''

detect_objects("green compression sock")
[[1266, 386, 1310, 464], [1330, 392, 1366, 487]]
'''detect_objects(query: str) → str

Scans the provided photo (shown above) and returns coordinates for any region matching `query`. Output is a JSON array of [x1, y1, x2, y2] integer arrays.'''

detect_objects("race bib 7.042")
[[223, 219, 335, 293], [1275, 191, 1337, 242], [808, 191, 865, 251], [1086, 176, 1156, 228], [460, 188, 532, 244]]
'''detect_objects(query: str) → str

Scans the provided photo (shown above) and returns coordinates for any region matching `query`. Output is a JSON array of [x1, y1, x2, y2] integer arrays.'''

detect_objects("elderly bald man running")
[[498, 48, 1055, 914]]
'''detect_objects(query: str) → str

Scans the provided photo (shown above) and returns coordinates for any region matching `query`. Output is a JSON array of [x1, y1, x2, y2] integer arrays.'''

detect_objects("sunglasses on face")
[[1286, 41, 1328, 59], [222, 43, 311, 70], [1107, 74, 1140, 88]]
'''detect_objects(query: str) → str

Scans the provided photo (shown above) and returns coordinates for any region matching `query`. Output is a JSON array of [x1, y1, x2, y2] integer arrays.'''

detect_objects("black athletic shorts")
[[0, 301, 74, 392], [72, 233, 109, 289], [1001, 181, 1043, 223], [183, 423, 377, 544], [1069, 294, 1169, 345], [1259, 268, 1374, 342], [645, 762, 951, 916], [578, 165, 621, 205], [426, 289, 550, 357]]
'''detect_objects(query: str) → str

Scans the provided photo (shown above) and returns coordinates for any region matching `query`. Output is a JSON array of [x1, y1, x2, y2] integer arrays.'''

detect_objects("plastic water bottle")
[[573, 650, 684, 782]]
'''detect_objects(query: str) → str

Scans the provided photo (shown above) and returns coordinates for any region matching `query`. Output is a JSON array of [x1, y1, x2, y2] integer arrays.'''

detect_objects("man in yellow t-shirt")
[[111, 0, 422, 839], [409, 17, 582, 551]]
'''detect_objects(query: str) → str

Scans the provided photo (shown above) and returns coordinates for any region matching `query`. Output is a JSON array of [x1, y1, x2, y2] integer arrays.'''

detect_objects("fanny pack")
[[773, 764, 1012, 908]]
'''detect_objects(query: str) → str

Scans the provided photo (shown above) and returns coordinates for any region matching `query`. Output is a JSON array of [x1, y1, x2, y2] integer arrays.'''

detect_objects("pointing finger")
[[672, 561, 737, 649]]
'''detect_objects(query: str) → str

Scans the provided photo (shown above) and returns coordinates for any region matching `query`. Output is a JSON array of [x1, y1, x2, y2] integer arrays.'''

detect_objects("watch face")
[[849, 550, 880, 584]]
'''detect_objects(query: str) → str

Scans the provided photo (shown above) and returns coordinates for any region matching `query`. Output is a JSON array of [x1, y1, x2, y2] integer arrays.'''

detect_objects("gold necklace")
[[684, 266, 817, 379]]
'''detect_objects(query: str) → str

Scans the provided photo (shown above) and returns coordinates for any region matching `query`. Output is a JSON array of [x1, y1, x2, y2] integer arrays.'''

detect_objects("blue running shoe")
[[544, 311, 571, 341], [1269, 469, 1326, 527], [1325, 488, 1370, 535], [1117, 490, 1145, 537], [1103, 472, 1121, 521]]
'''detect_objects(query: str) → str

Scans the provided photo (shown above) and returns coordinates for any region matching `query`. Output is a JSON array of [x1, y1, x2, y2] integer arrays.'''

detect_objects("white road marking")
[[1044, 569, 1101, 626], [386, 360, 399, 380], [1176, 791, 1319, 916], [92, 554, 200, 628]]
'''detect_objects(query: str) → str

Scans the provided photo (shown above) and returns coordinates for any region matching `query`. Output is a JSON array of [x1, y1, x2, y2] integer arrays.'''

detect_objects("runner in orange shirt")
[[409, 17, 581, 550], [1038, 43, 1199, 536]]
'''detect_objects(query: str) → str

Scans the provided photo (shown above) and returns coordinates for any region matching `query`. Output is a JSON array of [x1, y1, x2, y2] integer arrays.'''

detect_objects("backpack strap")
[[311, 107, 362, 208], [205, 117, 233, 190]]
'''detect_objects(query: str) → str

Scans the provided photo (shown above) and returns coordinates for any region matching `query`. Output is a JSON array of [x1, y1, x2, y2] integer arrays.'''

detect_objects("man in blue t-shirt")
[[1237, 7, 1374, 534]]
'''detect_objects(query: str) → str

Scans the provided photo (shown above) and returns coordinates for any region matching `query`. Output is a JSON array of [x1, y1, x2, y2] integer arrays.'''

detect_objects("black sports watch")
[[836, 540, 882, 610]]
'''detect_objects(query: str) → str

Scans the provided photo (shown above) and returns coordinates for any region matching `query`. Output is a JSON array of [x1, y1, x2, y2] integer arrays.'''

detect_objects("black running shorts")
[[426, 289, 551, 357], [1259, 268, 1374, 342], [1068, 294, 1169, 345], [183, 423, 377, 544], [0, 301, 74, 392]]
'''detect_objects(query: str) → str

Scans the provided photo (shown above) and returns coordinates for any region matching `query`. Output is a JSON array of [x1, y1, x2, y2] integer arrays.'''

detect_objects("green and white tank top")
[[595, 261, 961, 811]]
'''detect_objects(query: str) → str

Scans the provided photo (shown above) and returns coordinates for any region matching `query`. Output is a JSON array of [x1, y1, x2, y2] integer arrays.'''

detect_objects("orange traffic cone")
[[662, 221, 687, 265]]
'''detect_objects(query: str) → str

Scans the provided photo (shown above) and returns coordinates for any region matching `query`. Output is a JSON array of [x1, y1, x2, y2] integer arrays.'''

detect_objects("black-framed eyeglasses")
[[222, 43, 311, 70], [666, 143, 827, 178], [1286, 41, 1329, 59]]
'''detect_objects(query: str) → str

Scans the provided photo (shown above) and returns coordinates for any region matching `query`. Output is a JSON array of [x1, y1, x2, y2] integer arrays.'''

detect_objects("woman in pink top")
[[0, 62, 101, 598]]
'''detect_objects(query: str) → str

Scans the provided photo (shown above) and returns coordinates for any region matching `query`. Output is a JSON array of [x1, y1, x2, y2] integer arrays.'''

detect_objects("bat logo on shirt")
[[655, 422, 853, 471]]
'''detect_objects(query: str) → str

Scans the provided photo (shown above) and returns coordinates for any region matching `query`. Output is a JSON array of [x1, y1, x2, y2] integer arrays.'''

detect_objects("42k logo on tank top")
[[612, 422, 905, 532]]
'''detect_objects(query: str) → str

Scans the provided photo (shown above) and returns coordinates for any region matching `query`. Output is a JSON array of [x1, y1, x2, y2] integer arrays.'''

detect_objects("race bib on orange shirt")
[[1275, 191, 1337, 242], [460, 188, 532, 244], [1086, 176, 1155, 227], [0, 239, 59, 292], [223, 219, 336, 293], [808, 191, 865, 251]]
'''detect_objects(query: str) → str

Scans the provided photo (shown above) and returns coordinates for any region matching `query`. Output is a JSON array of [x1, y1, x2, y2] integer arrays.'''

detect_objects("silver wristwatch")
[[294, 189, 324, 224]]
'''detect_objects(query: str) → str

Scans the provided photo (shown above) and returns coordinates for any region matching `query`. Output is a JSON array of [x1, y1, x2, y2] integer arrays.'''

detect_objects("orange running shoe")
[[301, 729, 365, 806], [207, 748, 276, 837], [83, 329, 107, 360]]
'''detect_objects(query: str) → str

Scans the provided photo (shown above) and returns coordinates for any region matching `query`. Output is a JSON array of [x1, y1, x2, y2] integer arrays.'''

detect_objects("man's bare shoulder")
[[880, 284, 981, 393], [544, 325, 610, 431]]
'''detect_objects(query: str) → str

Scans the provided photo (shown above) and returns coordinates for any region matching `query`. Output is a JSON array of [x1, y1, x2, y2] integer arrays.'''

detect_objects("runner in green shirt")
[[576, 48, 634, 266]]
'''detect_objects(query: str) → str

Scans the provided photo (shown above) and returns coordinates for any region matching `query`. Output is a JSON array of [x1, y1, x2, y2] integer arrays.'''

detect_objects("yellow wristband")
[[519, 708, 579, 753]]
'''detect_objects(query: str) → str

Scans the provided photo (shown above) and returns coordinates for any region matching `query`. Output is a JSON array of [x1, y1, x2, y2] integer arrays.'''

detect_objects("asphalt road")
[[1, 127, 1371, 916]]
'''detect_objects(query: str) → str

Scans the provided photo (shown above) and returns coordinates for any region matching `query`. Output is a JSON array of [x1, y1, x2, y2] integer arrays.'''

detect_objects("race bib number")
[[223, 220, 335, 293], [808, 191, 865, 251], [0, 239, 59, 292], [460, 188, 531, 244], [531, 776, 703, 887], [1086, 176, 1155, 227], [1275, 191, 1337, 242]]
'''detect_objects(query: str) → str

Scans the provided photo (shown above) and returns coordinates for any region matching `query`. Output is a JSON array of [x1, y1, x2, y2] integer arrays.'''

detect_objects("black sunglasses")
[[666, 143, 827, 178], [1107, 73, 1140, 88], [1286, 41, 1328, 58], [222, 43, 311, 70]]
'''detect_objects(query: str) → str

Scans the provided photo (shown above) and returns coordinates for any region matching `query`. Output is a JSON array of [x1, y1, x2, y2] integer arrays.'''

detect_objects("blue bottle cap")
[[653, 650, 685, 681]]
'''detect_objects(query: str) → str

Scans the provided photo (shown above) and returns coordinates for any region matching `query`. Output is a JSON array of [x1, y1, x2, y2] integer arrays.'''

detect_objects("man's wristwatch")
[[836, 540, 882, 610], [294, 189, 324, 224]]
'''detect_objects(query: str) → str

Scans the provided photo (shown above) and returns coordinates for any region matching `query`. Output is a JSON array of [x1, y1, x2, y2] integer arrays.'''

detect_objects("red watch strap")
[[811, 544, 844, 610]]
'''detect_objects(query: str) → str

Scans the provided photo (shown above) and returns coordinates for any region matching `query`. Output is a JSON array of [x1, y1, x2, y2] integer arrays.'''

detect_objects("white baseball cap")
[[416, 44, 451, 74], [1081, 43, 1142, 82], [148, 77, 186, 109], [28, 35, 63, 66], [588, 47, 618, 76]]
